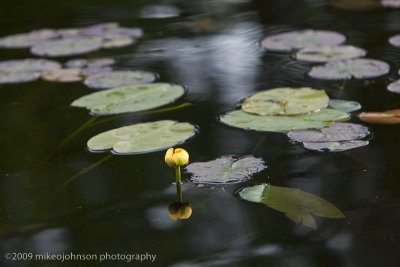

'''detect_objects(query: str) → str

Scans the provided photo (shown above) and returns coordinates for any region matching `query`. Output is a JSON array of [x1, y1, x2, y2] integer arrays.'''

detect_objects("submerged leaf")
[[302, 140, 369, 152], [239, 184, 345, 229], [84, 70, 156, 89], [328, 99, 361, 112], [295, 45, 366, 62], [261, 30, 346, 52], [87, 120, 196, 154], [31, 37, 103, 57], [71, 83, 185, 115], [186, 156, 266, 184], [309, 58, 390, 80], [220, 109, 349, 132], [387, 79, 400, 93], [242, 87, 329, 116], [358, 109, 400, 124]]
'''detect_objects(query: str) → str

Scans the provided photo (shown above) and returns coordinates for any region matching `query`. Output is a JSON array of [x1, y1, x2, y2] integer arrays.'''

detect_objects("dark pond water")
[[1, 0, 400, 266]]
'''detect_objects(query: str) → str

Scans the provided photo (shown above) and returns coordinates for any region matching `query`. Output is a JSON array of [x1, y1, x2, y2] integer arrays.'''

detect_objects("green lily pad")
[[84, 70, 156, 89], [295, 45, 366, 62], [387, 79, 400, 93], [389, 34, 400, 47], [309, 58, 390, 80], [31, 36, 103, 57], [186, 156, 266, 184], [302, 140, 369, 152], [0, 29, 59, 48], [71, 83, 185, 115], [87, 120, 196, 154], [242, 87, 329, 116], [220, 109, 349, 132], [328, 99, 361, 112], [261, 30, 346, 52], [239, 184, 345, 229]]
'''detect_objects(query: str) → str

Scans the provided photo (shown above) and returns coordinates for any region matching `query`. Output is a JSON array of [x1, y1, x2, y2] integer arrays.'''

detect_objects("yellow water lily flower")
[[168, 202, 192, 220], [165, 148, 189, 167]]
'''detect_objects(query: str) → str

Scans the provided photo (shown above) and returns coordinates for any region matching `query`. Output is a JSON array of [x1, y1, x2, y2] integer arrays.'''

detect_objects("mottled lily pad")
[[220, 109, 349, 132], [186, 156, 266, 184], [0, 29, 59, 48], [303, 140, 369, 152], [242, 87, 329, 116], [389, 35, 400, 47], [358, 109, 400, 124], [261, 30, 346, 52], [309, 58, 390, 80], [287, 122, 369, 142], [87, 120, 196, 154], [295, 45, 366, 62], [328, 99, 361, 112], [239, 184, 345, 229], [387, 79, 400, 93], [41, 68, 83, 82], [84, 70, 157, 89], [71, 83, 185, 115], [31, 37, 103, 57]]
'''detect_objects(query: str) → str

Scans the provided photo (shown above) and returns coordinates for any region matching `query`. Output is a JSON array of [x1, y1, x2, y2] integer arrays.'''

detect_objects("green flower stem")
[[175, 166, 183, 203]]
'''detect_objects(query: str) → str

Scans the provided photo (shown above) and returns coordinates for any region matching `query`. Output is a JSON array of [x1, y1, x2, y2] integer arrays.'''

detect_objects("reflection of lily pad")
[[242, 87, 329, 116], [358, 109, 400, 124], [387, 79, 400, 93], [328, 99, 361, 112], [71, 83, 185, 115], [239, 184, 345, 229], [87, 120, 196, 154], [309, 58, 390, 80], [0, 58, 61, 83], [0, 29, 59, 48], [295, 45, 366, 62], [261, 30, 346, 52], [303, 140, 369, 152], [220, 109, 349, 132], [84, 70, 156, 89], [389, 35, 400, 47], [31, 37, 103, 57], [186, 156, 266, 184], [41, 68, 83, 82], [287, 123, 369, 142]]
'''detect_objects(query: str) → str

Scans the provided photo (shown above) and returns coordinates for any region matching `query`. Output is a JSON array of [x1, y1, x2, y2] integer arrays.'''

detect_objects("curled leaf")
[[358, 109, 400, 124]]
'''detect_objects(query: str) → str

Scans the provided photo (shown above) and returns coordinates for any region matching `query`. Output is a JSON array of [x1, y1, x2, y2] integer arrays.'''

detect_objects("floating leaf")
[[261, 30, 346, 52], [0, 59, 61, 84], [287, 123, 369, 142], [309, 58, 390, 80], [389, 34, 400, 47], [0, 29, 59, 48], [382, 0, 400, 8], [186, 156, 266, 184], [358, 109, 400, 124], [41, 68, 83, 82], [242, 87, 329, 116], [220, 109, 349, 132], [295, 45, 366, 62], [71, 83, 185, 115], [387, 79, 400, 93], [302, 140, 369, 152], [87, 120, 196, 154], [84, 70, 156, 89], [82, 23, 121, 38], [31, 37, 103, 57], [239, 184, 345, 229], [102, 36, 135, 49], [328, 99, 361, 112]]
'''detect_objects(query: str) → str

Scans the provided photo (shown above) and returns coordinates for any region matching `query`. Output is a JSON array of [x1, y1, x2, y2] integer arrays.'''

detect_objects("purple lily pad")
[[102, 36, 135, 49], [84, 70, 157, 89], [261, 30, 346, 52], [389, 35, 400, 47], [0, 28, 59, 49], [309, 58, 390, 80], [382, 0, 400, 8], [82, 23, 120, 37], [303, 140, 369, 152], [387, 79, 400, 93], [295, 45, 366, 63], [81, 66, 113, 76], [288, 122, 370, 142]]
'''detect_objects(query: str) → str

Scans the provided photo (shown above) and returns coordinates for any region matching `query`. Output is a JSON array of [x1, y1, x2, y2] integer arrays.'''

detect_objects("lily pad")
[[261, 30, 346, 52], [287, 122, 369, 142], [358, 109, 400, 124], [295, 45, 366, 62], [186, 156, 266, 184], [309, 58, 390, 80], [389, 34, 400, 47], [242, 87, 329, 116], [71, 83, 185, 115], [82, 23, 121, 38], [31, 36, 103, 57], [0, 29, 59, 48], [102, 36, 135, 49], [382, 0, 400, 8], [219, 109, 349, 132], [328, 99, 361, 112], [387, 79, 400, 93], [239, 184, 345, 229], [84, 70, 157, 89], [87, 120, 196, 154], [41, 68, 83, 82], [302, 140, 369, 152]]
